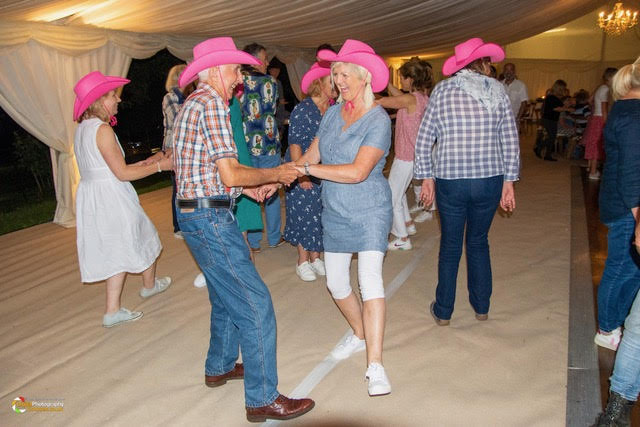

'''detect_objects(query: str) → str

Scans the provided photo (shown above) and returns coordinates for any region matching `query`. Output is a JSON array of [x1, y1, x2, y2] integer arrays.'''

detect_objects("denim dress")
[[318, 104, 392, 253]]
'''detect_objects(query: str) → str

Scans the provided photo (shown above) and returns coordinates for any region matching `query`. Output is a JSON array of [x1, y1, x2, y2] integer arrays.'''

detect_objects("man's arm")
[[216, 157, 299, 187]]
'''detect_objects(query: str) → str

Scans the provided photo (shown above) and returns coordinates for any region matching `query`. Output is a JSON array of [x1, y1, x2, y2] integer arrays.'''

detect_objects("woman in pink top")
[[584, 67, 617, 180], [377, 58, 432, 250]]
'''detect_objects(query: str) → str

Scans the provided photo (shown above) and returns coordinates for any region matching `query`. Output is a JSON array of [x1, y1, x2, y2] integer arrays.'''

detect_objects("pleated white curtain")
[[286, 57, 313, 102], [0, 40, 131, 226], [0, 20, 311, 226]]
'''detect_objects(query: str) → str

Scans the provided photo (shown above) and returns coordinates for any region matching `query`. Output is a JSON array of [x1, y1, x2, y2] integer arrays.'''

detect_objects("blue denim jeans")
[[433, 176, 503, 320], [247, 155, 282, 248], [177, 201, 279, 407], [597, 212, 640, 332], [610, 289, 640, 401]]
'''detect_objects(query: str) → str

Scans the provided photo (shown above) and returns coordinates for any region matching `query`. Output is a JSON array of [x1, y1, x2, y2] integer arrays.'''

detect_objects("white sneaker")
[[588, 171, 601, 180], [388, 238, 412, 251], [296, 261, 317, 282], [140, 276, 172, 298], [365, 363, 391, 396], [102, 307, 143, 328], [174, 231, 184, 239], [330, 333, 366, 360], [310, 259, 326, 276], [406, 224, 417, 236], [414, 210, 433, 223], [409, 202, 424, 214], [594, 327, 622, 351], [193, 273, 206, 288]]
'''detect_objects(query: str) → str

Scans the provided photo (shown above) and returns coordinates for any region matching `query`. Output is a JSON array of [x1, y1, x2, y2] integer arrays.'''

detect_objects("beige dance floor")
[[0, 146, 571, 426]]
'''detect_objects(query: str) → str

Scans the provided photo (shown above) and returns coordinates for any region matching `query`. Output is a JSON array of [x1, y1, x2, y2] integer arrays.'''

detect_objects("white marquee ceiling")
[[0, 0, 606, 58]]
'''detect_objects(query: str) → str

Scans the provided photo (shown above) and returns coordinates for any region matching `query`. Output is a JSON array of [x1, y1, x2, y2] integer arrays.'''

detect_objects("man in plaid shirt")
[[172, 37, 314, 422]]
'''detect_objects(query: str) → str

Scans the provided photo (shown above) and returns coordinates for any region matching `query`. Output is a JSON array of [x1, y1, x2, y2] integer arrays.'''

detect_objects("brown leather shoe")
[[246, 394, 315, 422], [205, 363, 244, 387], [475, 313, 488, 321], [430, 301, 450, 326]]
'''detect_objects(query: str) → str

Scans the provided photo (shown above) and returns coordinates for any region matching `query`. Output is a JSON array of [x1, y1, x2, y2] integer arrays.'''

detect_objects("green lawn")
[[0, 172, 171, 235]]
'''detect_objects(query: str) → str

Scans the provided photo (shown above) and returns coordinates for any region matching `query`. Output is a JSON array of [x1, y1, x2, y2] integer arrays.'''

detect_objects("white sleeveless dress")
[[74, 118, 162, 282]]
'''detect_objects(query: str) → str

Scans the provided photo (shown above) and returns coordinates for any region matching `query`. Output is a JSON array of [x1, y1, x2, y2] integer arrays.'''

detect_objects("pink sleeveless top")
[[394, 91, 428, 161]]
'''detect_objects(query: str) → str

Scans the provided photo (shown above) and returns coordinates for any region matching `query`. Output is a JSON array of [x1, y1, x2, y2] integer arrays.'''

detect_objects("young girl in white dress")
[[73, 71, 173, 328]]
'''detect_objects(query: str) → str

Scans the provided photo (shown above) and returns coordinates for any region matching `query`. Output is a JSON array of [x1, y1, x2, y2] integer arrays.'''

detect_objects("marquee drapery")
[[0, 0, 620, 226]]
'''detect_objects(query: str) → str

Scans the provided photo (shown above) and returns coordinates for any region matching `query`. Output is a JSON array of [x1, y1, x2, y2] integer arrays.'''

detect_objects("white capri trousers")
[[325, 251, 385, 301], [389, 158, 414, 238]]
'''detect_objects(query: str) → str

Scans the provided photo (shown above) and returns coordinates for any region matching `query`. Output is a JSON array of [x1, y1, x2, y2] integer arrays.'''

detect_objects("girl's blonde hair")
[[611, 56, 640, 100], [165, 64, 187, 92], [331, 62, 375, 109], [78, 92, 111, 123]]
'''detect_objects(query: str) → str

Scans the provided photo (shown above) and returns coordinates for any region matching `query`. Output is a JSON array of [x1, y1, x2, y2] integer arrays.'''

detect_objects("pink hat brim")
[[442, 42, 505, 76], [179, 51, 260, 88], [317, 49, 389, 92], [73, 77, 129, 121], [300, 63, 331, 94]]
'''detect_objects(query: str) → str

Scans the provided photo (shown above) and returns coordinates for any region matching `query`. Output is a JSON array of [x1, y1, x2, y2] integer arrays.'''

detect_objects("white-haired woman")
[[295, 40, 393, 396], [594, 56, 640, 426]]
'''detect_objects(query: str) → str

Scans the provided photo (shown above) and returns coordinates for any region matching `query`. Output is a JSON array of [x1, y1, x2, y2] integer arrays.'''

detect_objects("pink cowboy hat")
[[73, 71, 129, 121], [179, 37, 261, 87], [300, 62, 331, 94], [442, 37, 505, 76], [317, 39, 389, 92]]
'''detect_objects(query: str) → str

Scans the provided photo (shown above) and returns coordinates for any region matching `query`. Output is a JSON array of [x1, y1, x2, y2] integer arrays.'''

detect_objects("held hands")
[[298, 175, 313, 190], [243, 184, 280, 202], [500, 181, 516, 213], [420, 178, 435, 208], [276, 162, 302, 185], [158, 152, 173, 171]]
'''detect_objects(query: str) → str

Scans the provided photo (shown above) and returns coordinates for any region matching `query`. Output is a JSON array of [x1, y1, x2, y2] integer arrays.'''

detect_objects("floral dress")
[[284, 97, 323, 252]]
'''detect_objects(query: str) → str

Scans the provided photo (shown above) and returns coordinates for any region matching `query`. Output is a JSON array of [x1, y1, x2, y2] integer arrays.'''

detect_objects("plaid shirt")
[[414, 76, 520, 181], [172, 83, 238, 198], [162, 89, 184, 150]]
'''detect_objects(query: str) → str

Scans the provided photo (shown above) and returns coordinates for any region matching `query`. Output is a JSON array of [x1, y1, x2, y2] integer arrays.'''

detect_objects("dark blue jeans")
[[597, 212, 640, 332], [433, 176, 503, 320], [177, 201, 279, 407]]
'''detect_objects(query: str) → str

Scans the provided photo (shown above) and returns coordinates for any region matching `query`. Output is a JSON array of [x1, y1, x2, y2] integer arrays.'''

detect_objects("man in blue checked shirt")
[[414, 38, 520, 326]]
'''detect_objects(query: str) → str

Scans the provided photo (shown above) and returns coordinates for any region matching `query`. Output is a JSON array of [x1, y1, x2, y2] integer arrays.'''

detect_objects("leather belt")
[[177, 198, 232, 209]]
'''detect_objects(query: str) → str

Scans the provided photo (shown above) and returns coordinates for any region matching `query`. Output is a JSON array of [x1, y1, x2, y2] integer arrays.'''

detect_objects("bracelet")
[[156, 162, 161, 173], [304, 161, 310, 176]]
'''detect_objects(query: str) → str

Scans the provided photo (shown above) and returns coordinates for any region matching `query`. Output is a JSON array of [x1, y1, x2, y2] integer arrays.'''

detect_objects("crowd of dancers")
[[70, 32, 640, 423]]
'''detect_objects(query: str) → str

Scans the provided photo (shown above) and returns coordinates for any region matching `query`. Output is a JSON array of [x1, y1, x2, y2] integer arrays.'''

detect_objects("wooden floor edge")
[[566, 164, 601, 426]]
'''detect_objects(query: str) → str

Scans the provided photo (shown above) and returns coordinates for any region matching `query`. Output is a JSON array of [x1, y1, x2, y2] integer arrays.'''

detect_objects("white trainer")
[[310, 258, 326, 276], [409, 202, 424, 214], [414, 210, 433, 223], [365, 362, 391, 396], [140, 276, 172, 299], [388, 238, 412, 251], [406, 224, 417, 235], [594, 327, 622, 351], [330, 333, 366, 360], [193, 273, 206, 288], [174, 231, 184, 239], [296, 261, 317, 282], [102, 307, 143, 328]]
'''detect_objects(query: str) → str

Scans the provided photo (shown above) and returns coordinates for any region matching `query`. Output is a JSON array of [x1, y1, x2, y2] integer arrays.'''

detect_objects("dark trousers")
[[539, 118, 558, 158], [171, 173, 179, 232], [433, 176, 503, 319]]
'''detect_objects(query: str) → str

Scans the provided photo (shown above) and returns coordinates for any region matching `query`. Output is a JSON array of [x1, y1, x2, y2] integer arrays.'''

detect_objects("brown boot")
[[204, 363, 244, 387], [246, 394, 315, 422], [594, 392, 635, 427]]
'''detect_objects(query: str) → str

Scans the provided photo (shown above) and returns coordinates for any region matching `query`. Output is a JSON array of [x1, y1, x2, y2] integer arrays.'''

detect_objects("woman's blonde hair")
[[78, 92, 111, 123], [330, 62, 375, 109], [305, 75, 330, 98], [611, 56, 640, 100], [551, 79, 567, 97], [165, 64, 187, 92]]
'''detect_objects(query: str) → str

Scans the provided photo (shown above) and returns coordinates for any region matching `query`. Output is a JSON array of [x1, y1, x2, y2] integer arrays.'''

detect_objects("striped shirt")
[[172, 83, 238, 199], [414, 75, 520, 181]]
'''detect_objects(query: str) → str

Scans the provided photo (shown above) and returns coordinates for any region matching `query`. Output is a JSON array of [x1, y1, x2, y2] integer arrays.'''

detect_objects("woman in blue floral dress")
[[284, 63, 335, 282]]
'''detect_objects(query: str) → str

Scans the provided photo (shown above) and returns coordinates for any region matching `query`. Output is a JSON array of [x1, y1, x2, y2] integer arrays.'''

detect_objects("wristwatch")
[[304, 162, 311, 176]]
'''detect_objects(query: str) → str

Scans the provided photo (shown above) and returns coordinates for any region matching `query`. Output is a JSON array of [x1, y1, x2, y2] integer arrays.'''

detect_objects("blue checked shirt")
[[414, 76, 520, 181]]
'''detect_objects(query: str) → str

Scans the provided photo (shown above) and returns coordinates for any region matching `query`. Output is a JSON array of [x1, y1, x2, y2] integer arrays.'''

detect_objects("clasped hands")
[[243, 162, 303, 202], [136, 149, 173, 171]]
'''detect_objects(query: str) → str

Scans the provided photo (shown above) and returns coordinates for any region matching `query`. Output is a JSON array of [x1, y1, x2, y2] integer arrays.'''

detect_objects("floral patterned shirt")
[[240, 70, 280, 157]]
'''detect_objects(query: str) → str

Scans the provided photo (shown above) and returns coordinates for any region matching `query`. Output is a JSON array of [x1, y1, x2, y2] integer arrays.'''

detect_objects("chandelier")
[[598, 2, 638, 35]]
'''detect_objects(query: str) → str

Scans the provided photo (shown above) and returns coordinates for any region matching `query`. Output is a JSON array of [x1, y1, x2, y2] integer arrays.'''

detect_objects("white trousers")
[[388, 159, 414, 238], [325, 251, 385, 301]]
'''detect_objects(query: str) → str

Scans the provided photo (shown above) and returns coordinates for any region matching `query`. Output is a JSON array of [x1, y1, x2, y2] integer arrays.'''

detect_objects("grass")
[[0, 173, 171, 236]]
